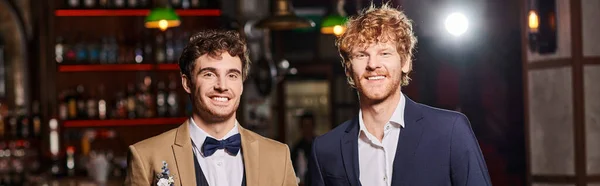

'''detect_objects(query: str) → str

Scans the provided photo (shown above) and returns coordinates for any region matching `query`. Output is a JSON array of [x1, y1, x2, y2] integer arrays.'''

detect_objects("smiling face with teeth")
[[349, 41, 410, 103], [182, 51, 243, 123]]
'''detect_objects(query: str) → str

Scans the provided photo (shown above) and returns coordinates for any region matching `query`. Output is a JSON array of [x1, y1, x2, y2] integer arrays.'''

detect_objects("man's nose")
[[366, 57, 381, 70], [214, 76, 229, 91]]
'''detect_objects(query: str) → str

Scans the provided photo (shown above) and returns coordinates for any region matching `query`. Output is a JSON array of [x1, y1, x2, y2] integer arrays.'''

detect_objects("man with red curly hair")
[[308, 4, 491, 186]]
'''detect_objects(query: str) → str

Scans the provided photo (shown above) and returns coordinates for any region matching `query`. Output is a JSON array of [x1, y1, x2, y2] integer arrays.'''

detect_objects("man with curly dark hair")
[[126, 30, 297, 186], [308, 4, 491, 186]]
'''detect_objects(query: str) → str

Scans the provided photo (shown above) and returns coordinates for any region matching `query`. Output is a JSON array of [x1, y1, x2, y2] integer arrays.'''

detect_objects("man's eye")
[[354, 54, 366, 58]]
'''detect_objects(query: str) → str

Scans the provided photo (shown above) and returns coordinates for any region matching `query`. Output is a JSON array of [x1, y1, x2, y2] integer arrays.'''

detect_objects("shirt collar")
[[358, 93, 406, 137], [189, 117, 240, 153]]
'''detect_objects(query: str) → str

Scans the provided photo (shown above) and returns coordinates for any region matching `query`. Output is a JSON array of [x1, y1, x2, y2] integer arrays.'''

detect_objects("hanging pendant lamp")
[[321, 0, 347, 36], [255, 0, 315, 30], [145, 0, 181, 31]]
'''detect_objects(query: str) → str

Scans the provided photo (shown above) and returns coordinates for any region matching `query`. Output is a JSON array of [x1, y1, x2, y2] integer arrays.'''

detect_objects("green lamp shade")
[[321, 14, 347, 35], [145, 8, 181, 31]]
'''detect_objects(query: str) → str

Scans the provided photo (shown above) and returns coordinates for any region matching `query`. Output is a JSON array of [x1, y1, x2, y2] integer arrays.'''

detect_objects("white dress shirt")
[[189, 118, 244, 186], [358, 94, 406, 186]]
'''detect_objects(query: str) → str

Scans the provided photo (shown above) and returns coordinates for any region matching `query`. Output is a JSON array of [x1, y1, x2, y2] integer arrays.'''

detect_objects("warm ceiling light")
[[145, 7, 181, 31], [255, 0, 315, 30]]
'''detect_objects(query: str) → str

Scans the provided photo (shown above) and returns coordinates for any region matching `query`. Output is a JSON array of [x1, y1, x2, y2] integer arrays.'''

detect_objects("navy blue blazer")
[[308, 97, 491, 186]]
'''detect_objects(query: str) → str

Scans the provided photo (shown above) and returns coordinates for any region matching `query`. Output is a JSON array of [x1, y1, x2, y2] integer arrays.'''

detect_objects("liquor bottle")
[[134, 42, 144, 63], [0, 142, 8, 173], [0, 109, 5, 138], [170, 0, 182, 8], [55, 37, 64, 63], [65, 145, 76, 176], [67, 89, 78, 120], [98, 85, 108, 120], [115, 92, 127, 119], [167, 78, 179, 117], [143, 32, 153, 63], [135, 82, 146, 118], [0, 120, 3, 140], [138, 0, 149, 8], [74, 36, 88, 64], [155, 34, 166, 64], [11, 141, 25, 184], [113, 0, 126, 9], [7, 111, 17, 138], [57, 92, 67, 121], [4, 112, 14, 139], [98, 0, 109, 8], [31, 101, 42, 138], [156, 81, 167, 117], [108, 36, 119, 64], [76, 85, 87, 119], [87, 87, 98, 120], [65, 38, 77, 63], [87, 38, 100, 64], [143, 76, 155, 118], [175, 31, 188, 60], [190, 0, 202, 8], [66, 0, 81, 8], [16, 106, 29, 138], [165, 30, 175, 62], [127, 0, 138, 8], [117, 34, 127, 64], [83, 0, 97, 8], [99, 37, 109, 64], [126, 84, 137, 119], [181, 0, 190, 9]]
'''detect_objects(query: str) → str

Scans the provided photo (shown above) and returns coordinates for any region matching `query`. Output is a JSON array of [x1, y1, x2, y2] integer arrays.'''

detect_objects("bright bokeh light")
[[333, 25, 345, 36], [528, 10, 539, 32], [445, 12, 468, 37], [158, 20, 168, 31]]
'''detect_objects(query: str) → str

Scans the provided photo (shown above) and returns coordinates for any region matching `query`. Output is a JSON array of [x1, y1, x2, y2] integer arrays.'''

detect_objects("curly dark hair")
[[337, 3, 417, 87], [178, 29, 251, 81]]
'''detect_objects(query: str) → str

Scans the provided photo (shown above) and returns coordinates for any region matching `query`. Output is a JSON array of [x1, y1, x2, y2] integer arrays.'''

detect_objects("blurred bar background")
[[0, 0, 599, 185]]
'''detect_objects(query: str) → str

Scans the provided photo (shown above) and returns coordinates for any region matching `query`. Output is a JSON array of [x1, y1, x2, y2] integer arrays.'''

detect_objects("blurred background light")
[[445, 12, 468, 37]]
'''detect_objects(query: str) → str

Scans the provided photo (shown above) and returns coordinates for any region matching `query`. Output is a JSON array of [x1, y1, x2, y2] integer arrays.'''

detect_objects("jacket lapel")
[[341, 116, 360, 186], [172, 121, 197, 186], [391, 97, 424, 185], [239, 125, 259, 186]]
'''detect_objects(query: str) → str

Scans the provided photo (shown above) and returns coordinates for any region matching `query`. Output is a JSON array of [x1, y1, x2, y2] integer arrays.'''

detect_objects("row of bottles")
[[0, 103, 43, 185], [0, 140, 41, 186], [55, 30, 189, 65], [63, 0, 219, 9], [0, 102, 43, 140], [48, 129, 127, 181], [57, 76, 185, 120]]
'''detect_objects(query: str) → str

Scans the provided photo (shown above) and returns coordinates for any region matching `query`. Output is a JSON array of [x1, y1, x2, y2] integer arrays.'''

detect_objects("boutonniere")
[[156, 161, 175, 186]]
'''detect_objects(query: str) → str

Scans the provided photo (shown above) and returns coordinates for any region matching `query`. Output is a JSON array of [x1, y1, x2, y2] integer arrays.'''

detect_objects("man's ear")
[[181, 74, 192, 94]]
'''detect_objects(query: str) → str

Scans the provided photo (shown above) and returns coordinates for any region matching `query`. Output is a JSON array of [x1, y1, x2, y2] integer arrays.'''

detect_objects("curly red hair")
[[337, 3, 417, 87]]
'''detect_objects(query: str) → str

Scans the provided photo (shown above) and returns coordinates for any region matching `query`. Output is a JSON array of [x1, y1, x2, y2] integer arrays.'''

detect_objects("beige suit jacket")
[[125, 121, 297, 186]]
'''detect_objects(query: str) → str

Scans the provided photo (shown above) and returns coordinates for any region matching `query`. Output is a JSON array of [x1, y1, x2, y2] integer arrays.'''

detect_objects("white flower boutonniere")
[[156, 161, 175, 186]]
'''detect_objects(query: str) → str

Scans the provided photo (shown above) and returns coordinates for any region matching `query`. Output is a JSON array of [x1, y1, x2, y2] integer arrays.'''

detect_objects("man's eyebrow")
[[351, 51, 368, 55], [197, 67, 217, 75], [228, 69, 242, 75]]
